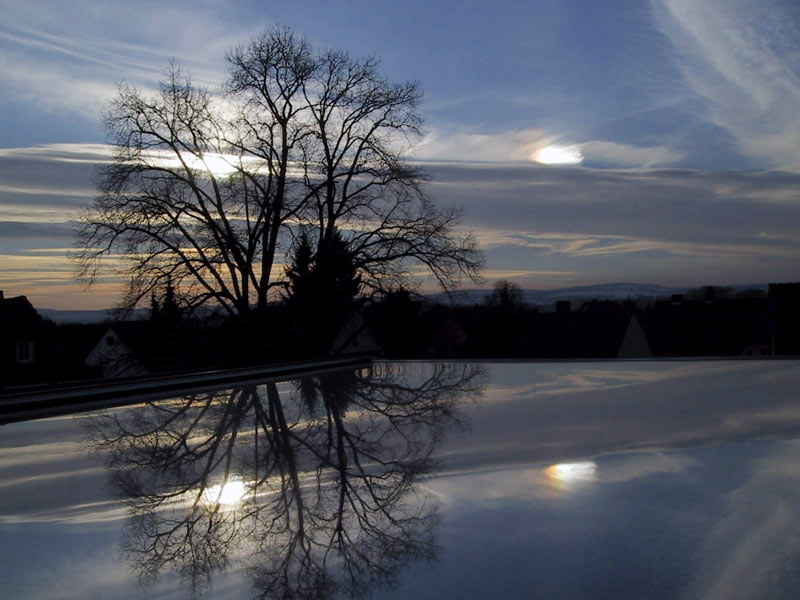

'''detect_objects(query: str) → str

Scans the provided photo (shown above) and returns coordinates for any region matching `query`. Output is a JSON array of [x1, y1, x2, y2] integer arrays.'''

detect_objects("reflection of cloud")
[[686, 442, 800, 600], [0, 500, 127, 525], [433, 453, 694, 504], [5, 540, 145, 600], [0, 441, 83, 469], [482, 361, 728, 405], [438, 361, 800, 480]]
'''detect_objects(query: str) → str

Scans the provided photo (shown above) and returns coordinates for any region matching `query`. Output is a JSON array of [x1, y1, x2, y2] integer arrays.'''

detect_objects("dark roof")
[[102, 321, 224, 372], [56, 323, 108, 363], [0, 296, 42, 335]]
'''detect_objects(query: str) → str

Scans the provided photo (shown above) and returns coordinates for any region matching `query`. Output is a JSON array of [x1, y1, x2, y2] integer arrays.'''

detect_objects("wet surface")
[[3, 360, 800, 599]]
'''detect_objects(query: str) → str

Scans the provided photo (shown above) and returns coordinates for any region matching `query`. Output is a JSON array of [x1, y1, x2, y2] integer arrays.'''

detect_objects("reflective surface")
[[3, 361, 800, 599]]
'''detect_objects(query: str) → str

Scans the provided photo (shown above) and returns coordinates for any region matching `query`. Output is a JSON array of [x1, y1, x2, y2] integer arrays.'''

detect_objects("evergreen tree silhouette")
[[284, 229, 361, 355]]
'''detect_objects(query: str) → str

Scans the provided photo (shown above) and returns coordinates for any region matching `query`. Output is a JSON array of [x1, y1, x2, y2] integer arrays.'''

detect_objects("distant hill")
[[37, 282, 771, 321], [427, 282, 770, 306], [39, 308, 148, 324]]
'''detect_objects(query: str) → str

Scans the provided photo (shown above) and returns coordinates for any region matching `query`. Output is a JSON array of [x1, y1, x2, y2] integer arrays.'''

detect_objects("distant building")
[[641, 295, 769, 357], [769, 283, 800, 355]]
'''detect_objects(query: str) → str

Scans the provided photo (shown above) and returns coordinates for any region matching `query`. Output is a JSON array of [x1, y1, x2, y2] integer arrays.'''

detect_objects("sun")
[[545, 461, 597, 491], [186, 152, 240, 177], [531, 144, 584, 165]]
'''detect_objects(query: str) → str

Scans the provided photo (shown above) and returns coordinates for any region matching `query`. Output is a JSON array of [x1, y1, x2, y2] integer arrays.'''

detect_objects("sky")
[[2, 0, 800, 309]]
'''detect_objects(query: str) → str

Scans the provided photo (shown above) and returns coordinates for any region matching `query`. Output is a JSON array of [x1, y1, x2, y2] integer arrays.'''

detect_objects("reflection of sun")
[[203, 480, 247, 505], [531, 144, 583, 165]]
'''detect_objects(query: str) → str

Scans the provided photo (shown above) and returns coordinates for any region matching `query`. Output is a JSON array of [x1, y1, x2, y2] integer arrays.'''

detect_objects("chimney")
[[0, 290, 4, 300]]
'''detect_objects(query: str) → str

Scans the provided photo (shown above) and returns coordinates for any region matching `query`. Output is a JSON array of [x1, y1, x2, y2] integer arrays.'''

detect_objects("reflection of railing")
[[0, 357, 372, 424], [86, 362, 486, 599]]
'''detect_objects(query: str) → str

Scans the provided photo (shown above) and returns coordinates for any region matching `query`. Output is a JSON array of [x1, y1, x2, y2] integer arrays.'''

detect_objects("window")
[[16, 341, 34, 364]]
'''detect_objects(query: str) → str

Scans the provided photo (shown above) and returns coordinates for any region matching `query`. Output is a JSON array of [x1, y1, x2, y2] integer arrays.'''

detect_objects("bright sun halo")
[[186, 152, 239, 177], [203, 480, 247, 505], [532, 144, 584, 165]]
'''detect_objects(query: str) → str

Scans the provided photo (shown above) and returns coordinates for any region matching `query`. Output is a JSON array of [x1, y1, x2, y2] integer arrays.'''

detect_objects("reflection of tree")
[[86, 363, 485, 598]]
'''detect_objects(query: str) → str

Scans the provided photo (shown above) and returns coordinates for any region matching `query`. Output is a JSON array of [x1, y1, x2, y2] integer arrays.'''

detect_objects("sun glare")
[[545, 461, 597, 489], [203, 480, 247, 506], [532, 144, 584, 165], [186, 153, 240, 177]]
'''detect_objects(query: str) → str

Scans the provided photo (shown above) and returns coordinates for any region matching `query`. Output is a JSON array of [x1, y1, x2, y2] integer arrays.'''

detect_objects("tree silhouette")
[[284, 229, 361, 354], [74, 28, 483, 318], [485, 280, 526, 310], [149, 277, 182, 326]]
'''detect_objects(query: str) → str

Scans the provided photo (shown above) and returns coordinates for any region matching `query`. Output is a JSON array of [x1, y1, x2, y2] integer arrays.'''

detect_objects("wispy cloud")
[[413, 127, 686, 168], [0, 143, 112, 162], [4, 144, 800, 304], [412, 128, 548, 163], [654, 0, 800, 170], [0, 1, 264, 130], [480, 269, 579, 280], [428, 162, 800, 287], [582, 140, 686, 167]]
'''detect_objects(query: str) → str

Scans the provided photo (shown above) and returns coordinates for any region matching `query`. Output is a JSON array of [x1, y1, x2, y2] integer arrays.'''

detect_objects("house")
[[83, 321, 225, 378], [0, 291, 47, 384], [85, 325, 150, 378]]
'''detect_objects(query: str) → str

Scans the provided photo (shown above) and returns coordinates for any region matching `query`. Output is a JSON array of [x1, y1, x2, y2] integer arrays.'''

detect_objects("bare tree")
[[74, 28, 483, 318], [228, 30, 484, 295], [74, 65, 277, 316], [485, 280, 527, 310]]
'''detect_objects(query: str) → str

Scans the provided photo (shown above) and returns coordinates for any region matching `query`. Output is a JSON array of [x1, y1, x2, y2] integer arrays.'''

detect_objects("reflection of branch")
[[86, 363, 486, 598], [88, 387, 259, 595]]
